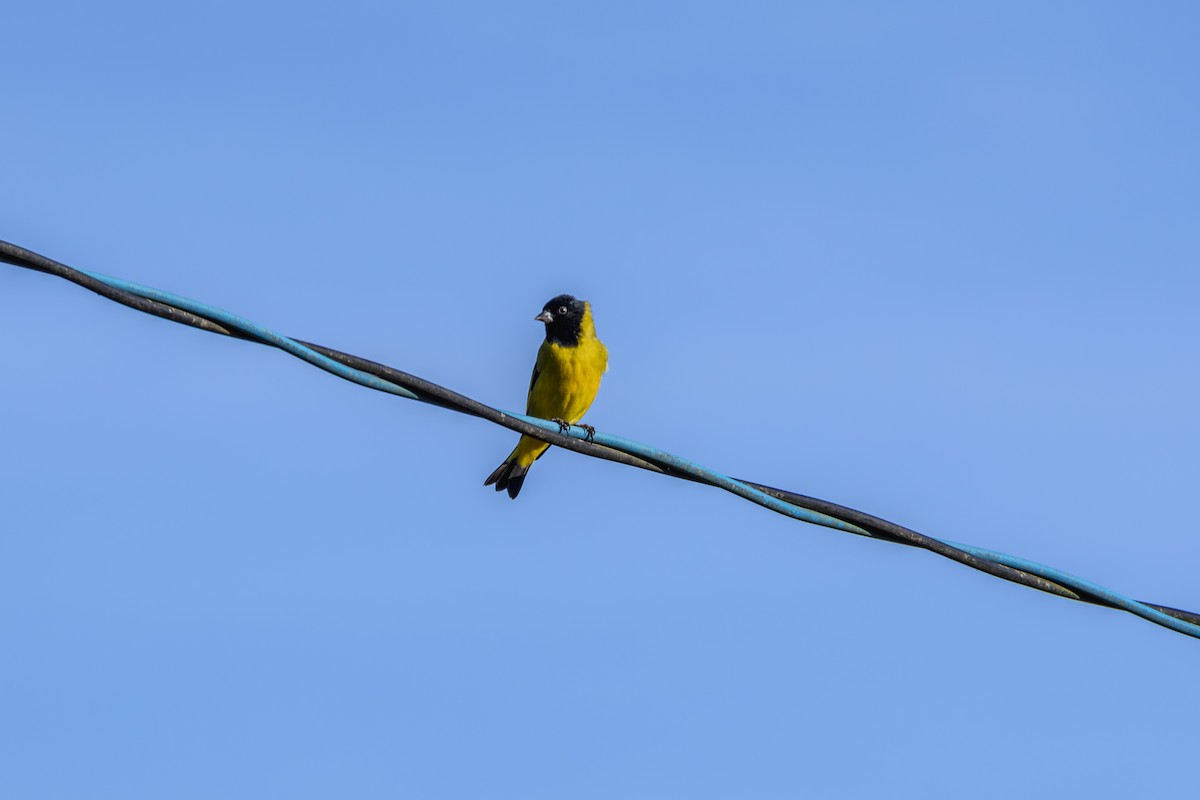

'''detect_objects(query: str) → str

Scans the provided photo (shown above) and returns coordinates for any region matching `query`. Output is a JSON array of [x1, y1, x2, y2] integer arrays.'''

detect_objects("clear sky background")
[[3, 2, 1198, 797]]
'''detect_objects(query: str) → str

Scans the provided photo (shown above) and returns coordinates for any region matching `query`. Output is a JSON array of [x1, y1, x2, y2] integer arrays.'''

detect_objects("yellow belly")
[[512, 336, 608, 467]]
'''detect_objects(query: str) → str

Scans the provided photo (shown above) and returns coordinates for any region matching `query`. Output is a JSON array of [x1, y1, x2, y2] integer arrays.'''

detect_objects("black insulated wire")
[[2, 239, 1197, 632]]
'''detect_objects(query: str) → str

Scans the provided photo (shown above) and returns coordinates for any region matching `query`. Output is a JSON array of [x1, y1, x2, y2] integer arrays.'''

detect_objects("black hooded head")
[[535, 294, 587, 346]]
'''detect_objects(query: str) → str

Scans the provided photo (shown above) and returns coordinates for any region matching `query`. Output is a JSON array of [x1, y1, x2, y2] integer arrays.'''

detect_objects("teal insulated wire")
[[3, 239, 1197, 641], [78, 269, 423, 403]]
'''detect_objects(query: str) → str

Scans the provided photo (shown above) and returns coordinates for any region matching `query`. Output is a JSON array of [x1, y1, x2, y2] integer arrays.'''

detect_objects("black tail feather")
[[484, 459, 530, 499]]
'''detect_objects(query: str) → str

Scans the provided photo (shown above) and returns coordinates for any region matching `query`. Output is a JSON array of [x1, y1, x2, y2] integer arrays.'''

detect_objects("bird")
[[485, 294, 608, 499]]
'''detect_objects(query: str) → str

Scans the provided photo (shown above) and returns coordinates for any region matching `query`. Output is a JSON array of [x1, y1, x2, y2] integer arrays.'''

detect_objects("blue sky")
[[3, 2, 1198, 797]]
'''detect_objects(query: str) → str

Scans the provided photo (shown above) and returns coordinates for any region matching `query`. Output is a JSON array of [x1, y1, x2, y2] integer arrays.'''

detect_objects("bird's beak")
[[535, 310, 553, 323]]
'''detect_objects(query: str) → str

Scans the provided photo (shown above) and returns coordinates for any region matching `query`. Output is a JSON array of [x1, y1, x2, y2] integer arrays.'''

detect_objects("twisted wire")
[[3, 239, 1197, 639]]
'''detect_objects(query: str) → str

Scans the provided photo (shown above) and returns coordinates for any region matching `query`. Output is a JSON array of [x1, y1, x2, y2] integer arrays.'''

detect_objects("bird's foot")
[[551, 418, 571, 433], [578, 423, 596, 442]]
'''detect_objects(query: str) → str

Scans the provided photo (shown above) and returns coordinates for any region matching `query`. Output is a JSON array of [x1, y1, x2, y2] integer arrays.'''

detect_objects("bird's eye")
[[558, 305, 568, 315]]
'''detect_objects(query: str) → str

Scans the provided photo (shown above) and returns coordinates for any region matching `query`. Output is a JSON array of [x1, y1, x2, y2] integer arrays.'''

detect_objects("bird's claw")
[[549, 418, 595, 441]]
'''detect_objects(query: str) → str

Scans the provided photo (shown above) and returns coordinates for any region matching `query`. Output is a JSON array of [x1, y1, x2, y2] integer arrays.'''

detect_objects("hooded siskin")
[[484, 294, 608, 498]]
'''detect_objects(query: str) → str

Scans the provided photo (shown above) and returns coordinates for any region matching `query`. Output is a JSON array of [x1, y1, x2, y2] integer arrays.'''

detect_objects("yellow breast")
[[529, 335, 608, 424]]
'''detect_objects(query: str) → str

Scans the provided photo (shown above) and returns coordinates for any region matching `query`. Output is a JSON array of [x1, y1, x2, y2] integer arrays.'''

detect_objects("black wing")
[[526, 363, 541, 412]]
